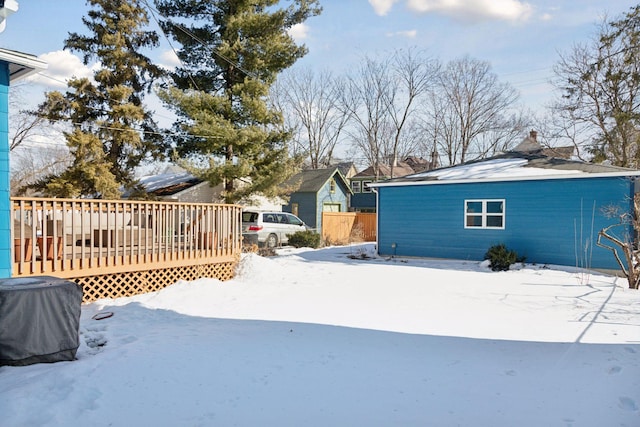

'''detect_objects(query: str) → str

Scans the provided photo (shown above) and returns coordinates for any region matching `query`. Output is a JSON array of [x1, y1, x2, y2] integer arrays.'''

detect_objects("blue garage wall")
[[0, 63, 10, 277], [376, 177, 635, 269], [284, 192, 317, 229]]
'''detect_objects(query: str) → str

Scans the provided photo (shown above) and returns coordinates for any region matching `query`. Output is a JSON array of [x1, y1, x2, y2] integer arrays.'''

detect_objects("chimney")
[[512, 130, 542, 153]]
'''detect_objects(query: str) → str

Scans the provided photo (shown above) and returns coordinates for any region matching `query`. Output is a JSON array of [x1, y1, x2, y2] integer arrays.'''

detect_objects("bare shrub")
[[597, 194, 640, 289]]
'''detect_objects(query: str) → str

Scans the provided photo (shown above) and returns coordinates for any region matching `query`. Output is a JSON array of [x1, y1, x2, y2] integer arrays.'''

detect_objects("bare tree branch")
[[551, 9, 640, 167], [596, 194, 640, 289], [273, 68, 350, 168], [425, 56, 520, 166]]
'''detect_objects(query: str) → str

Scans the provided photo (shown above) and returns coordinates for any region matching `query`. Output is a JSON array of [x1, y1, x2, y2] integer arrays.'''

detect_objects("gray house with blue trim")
[[282, 168, 351, 233], [370, 140, 640, 270]]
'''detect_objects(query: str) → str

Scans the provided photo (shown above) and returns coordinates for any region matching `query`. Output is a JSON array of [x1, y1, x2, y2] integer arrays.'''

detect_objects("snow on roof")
[[139, 172, 200, 193], [410, 158, 583, 181], [370, 154, 640, 188]]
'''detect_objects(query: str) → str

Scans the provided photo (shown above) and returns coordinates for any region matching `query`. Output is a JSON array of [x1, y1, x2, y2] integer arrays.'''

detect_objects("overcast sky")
[[1, 0, 637, 112]]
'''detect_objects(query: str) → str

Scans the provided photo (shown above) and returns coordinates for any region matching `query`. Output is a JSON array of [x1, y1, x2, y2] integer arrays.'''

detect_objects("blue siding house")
[[282, 168, 351, 233], [371, 143, 640, 270], [0, 48, 47, 277]]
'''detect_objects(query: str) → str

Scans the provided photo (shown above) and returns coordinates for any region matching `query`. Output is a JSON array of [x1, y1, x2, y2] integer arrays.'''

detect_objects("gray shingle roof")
[[353, 163, 416, 179], [284, 168, 350, 193]]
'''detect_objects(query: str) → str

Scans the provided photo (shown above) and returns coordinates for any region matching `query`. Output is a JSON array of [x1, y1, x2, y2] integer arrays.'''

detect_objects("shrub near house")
[[484, 244, 525, 271], [287, 230, 322, 249]]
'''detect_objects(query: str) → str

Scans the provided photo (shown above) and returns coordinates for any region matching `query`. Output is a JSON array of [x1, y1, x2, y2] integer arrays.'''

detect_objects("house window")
[[351, 181, 361, 193], [465, 199, 505, 229], [362, 180, 372, 193], [329, 178, 336, 194]]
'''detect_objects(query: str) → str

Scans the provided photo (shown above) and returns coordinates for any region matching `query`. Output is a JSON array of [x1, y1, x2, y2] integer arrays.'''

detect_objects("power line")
[[33, 72, 70, 87], [141, 0, 258, 81], [501, 67, 552, 77], [142, 0, 201, 91], [510, 77, 552, 88], [29, 115, 226, 140]]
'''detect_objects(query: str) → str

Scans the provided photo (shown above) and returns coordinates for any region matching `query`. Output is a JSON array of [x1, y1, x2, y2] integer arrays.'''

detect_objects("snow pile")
[[1, 243, 639, 426]]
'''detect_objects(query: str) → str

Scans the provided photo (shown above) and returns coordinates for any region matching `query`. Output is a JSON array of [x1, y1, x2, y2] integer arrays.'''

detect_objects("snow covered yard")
[[1, 243, 639, 426]]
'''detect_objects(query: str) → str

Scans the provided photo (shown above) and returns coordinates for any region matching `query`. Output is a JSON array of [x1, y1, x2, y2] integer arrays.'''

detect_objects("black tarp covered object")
[[0, 276, 83, 366]]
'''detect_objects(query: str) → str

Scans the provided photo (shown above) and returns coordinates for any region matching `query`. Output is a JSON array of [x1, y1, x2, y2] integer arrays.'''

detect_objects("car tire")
[[266, 233, 278, 248]]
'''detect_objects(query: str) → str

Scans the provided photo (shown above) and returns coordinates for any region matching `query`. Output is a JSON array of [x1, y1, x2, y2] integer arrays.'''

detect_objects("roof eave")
[[0, 48, 48, 83], [369, 171, 640, 188]]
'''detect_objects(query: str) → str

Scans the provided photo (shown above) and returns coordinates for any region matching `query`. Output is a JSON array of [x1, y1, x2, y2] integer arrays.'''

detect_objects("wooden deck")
[[11, 198, 242, 281]]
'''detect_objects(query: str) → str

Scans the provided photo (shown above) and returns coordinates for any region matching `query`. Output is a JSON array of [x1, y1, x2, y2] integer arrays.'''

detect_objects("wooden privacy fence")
[[11, 197, 242, 302], [322, 212, 376, 244]]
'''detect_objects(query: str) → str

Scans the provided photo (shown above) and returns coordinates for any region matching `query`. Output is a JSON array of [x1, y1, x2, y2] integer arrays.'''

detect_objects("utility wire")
[[32, 72, 71, 87], [31, 115, 225, 140], [142, 0, 201, 91], [141, 0, 258, 81]]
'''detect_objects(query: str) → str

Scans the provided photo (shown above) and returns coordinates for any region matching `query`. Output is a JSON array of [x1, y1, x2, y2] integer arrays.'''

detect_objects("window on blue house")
[[362, 180, 372, 193], [464, 199, 505, 229], [351, 181, 361, 193]]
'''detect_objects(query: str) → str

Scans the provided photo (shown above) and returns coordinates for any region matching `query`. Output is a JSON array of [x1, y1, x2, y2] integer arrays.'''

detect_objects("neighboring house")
[[241, 196, 284, 212], [514, 130, 575, 159], [334, 161, 358, 180], [370, 135, 640, 270], [350, 158, 435, 212], [138, 168, 223, 203], [403, 156, 437, 174], [282, 168, 351, 232], [137, 166, 283, 211]]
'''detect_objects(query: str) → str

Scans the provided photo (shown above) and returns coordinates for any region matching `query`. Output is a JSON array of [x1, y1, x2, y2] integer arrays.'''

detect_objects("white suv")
[[242, 211, 308, 248]]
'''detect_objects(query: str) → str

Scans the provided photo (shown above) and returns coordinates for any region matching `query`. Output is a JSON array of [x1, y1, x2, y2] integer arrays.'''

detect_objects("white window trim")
[[323, 202, 341, 212], [362, 180, 372, 193], [464, 199, 505, 230], [351, 181, 361, 193]]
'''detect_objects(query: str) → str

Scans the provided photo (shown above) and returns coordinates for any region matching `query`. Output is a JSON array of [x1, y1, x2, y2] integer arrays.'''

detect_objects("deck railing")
[[11, 197, 242, 279]]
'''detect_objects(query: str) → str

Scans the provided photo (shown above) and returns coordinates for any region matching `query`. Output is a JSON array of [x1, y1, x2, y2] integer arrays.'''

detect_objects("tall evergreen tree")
[[36, 0, 165, 198], [155, 0, 321, 204]]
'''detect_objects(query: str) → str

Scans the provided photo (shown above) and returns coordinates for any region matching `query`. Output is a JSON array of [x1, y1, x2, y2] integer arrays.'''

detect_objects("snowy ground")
[[1, 243, 639, 426]]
